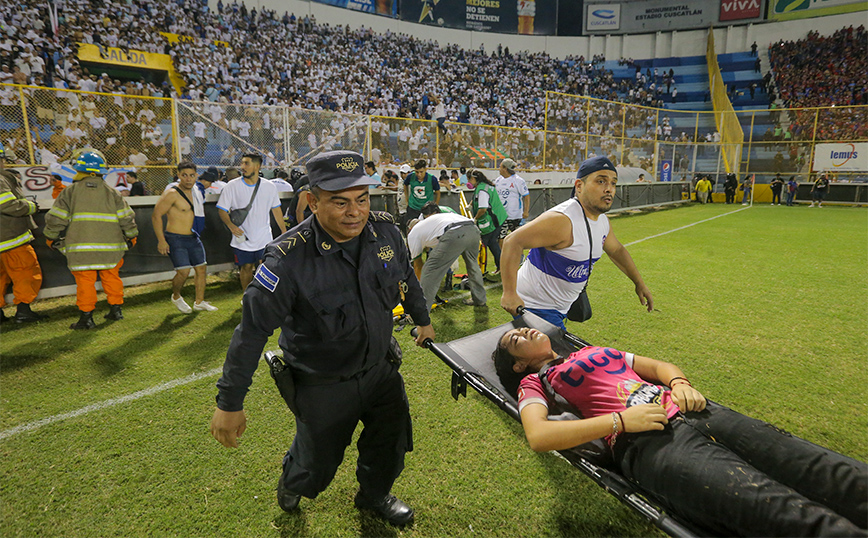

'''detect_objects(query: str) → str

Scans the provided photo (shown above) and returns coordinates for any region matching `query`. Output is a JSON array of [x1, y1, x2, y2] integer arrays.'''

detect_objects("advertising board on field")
[[584, 0, 765, 34], [399, 0, 557, 35], [16, 166, 136, 203], [812, 143, 868, 172]]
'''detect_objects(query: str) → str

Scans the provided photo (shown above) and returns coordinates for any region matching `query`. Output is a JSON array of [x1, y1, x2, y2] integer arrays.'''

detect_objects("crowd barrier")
[[11, 182, 688, 301]]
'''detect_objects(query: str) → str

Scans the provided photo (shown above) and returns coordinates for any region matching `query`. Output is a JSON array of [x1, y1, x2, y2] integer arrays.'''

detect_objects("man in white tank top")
[[500, 156, 653, 330]]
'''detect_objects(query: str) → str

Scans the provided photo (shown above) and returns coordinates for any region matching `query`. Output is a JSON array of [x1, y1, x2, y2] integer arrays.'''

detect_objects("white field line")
[[622, 205, 750, 247], [0, 367, 223, 441], [2, 207, 749, 440]]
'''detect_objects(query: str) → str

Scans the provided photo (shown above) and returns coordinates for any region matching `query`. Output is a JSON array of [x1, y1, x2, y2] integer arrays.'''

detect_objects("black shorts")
[[499, 219, 522, 239]]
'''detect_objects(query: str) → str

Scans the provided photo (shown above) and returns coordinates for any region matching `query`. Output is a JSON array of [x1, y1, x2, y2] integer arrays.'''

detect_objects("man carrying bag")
[[499, 156, 653, 331]]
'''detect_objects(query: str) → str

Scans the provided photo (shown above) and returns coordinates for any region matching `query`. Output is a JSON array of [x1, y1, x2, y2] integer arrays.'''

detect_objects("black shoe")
[[0, 310, 9, 324], [70, 310, 96, 330], [354, 490, 414, 526], [276, 477, 301, 512], [14, 303, 47, 323], [104, 305, 123, 320]]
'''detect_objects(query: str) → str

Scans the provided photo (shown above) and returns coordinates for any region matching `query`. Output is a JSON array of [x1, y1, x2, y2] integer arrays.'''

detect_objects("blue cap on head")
[[577, 156, 617, 179], [306, 150, 379, 192], [72, 151, 107, 175]]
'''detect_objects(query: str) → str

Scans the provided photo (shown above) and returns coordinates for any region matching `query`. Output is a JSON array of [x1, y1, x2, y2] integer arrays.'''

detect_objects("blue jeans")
[[616, 401, 867, 536], [786, 191, 795, 206], [480, 228, 501, 271]]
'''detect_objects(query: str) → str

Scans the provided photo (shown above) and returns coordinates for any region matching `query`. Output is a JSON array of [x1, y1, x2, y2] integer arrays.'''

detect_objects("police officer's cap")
[[306, 151, 380, 192]]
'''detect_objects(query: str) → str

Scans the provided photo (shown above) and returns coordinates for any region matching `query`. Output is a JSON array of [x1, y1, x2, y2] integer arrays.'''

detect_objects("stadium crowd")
[[768, 25, 868, 141]]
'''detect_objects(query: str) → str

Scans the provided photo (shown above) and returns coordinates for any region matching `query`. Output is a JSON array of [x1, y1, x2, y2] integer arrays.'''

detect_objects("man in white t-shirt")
[[407, 202, 486, 311], [217, 153, 287, 289], [495, 158, 530, 242], [192, 121, 207, 157]]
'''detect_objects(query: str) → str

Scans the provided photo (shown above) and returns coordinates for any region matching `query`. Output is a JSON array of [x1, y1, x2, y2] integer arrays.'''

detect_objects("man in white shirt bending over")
[[407, 202, 486, 311]]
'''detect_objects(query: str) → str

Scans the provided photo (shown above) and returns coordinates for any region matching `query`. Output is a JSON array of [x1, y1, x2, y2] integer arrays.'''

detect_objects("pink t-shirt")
[[518, 346, 680, 445]]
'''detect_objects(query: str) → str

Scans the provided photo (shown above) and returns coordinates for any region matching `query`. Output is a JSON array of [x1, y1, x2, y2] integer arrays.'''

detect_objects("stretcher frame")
[[421, 312, 714, 538]]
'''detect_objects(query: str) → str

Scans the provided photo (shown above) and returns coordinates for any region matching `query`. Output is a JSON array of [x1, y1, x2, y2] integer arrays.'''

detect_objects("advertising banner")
[[585, 0, 765, 34], [720, 0, 762, 20], [586, 4, 621, 31], [812, 143, 868, 172], [659, 160, 673, 182], [17, 165, 137, 202], [399, 0, 557, 35], [311, 0, 398, 18], [769, 0, 866, 21]]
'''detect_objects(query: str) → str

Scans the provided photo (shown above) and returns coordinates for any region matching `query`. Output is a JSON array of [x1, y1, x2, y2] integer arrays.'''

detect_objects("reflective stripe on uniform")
[[64, 243, 127, 252], [0, 230, 34, 252], [0, 191, 16, 205], [70, 213, 119, 222], [47, 207, 69, 219], [68, 263, 122, 271], [116, 208, 134, 218]]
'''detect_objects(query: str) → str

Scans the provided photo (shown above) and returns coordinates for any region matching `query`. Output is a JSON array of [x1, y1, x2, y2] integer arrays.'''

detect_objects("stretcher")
[[416, 312, 715, 538]]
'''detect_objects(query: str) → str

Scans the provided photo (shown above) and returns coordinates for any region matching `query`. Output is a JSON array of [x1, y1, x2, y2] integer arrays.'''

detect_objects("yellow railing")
[[1, 82, 865, 193]]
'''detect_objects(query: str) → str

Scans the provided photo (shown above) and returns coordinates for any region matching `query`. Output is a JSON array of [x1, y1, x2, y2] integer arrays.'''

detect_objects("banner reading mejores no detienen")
[[399, 0, 556, 35], [585, 0, 766, 35]]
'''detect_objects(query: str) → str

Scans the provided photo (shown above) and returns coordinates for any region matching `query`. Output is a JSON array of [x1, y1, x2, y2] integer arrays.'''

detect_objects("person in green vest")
[[468, 169, 507, 274], [403, 159, 440, 228]]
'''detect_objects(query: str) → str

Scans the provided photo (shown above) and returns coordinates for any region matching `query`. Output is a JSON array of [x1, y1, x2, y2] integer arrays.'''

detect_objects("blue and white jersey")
[[516, 198, 609, 314]]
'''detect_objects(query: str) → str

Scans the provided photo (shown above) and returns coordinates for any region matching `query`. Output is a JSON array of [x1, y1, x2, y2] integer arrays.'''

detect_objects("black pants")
[[617, 402, 867, 537], [280, 359, 412, 499], [772, 190, 782, 204], [725, 187, 736, 204]]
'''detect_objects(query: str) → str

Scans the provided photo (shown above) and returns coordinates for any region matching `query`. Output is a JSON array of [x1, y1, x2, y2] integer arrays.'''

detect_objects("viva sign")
[[720, 0, 761, 20]]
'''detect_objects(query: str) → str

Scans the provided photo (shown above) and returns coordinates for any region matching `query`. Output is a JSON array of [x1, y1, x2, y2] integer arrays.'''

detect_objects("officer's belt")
[[441, 220, 475, 235], [292, 365, 375, 386]]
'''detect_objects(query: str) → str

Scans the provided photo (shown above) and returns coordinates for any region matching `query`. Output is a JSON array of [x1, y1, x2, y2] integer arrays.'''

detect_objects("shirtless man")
[[152, 161, 218, 313]]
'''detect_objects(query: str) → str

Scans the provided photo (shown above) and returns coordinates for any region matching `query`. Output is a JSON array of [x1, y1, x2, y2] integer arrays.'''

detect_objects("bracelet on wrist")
[[611, 412, 621, 440], [617, 412, 625, 433], [668, 376, 691, 388]]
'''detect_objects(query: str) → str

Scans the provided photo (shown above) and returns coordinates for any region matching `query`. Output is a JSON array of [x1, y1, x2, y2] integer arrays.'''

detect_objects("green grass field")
[[2, 203, 866, 538]]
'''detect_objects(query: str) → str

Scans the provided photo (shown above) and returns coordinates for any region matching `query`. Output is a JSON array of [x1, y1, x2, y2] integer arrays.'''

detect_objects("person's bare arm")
[[500, 212, 572, 315], [218, 208, 244, 237], [521, 194, 530, 219], [631, 355, 706, 413], [296, 191, 309, 224], [520, 401, 668, 453], [272, 206, 287, 234], [151, 191, 175, 255], [603, 230, 653, 312]]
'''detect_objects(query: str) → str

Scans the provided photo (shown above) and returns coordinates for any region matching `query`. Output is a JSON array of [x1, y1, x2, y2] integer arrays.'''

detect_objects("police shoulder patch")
[[254, 264, 280, 292], [368, 211, 397, 225]]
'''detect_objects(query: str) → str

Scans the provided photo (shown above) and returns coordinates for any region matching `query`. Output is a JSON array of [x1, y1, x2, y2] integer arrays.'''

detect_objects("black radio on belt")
[[264, 351, 301, 419]]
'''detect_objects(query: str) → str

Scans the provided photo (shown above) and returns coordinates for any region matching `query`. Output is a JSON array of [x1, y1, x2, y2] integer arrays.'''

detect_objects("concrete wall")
[[210, 0, 863, 59]]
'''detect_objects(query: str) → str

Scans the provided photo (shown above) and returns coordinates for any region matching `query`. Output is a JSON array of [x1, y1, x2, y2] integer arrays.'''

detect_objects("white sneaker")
[[193, 301, 218, 312], [809, 203, 814, 207], [172, 295, 192, 313]]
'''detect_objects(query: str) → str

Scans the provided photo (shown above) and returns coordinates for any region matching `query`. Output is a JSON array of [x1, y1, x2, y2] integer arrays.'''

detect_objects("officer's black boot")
[[70, 310, 96, 330], [354, 489, 414, 526], [104, 305, 123, 321], [276, 476, 301, 512], [14, 302, 47, 323]]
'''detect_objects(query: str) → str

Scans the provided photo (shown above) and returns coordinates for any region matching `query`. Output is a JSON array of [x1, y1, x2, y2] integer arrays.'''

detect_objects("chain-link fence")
[[2, 82, 866, 189]]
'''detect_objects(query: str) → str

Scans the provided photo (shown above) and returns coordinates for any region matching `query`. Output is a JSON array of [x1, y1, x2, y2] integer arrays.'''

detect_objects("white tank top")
[[516, 198, 610, 314]]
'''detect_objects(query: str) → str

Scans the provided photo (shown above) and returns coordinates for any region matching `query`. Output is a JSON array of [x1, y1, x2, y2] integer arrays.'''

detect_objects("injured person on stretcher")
[[493, 327, 867, 538]]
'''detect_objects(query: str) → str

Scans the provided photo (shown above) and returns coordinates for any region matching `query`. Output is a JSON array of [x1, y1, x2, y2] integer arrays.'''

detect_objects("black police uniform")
[[215, 210, 431, 500]]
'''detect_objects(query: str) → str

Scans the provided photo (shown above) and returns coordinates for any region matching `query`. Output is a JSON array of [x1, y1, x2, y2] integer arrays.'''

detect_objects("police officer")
[[210, 150, 435, 526]]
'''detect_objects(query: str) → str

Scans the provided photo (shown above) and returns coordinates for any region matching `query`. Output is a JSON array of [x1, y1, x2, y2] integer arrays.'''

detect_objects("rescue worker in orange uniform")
[[0, 143, 46, 323], [43, 151, 138, 329]]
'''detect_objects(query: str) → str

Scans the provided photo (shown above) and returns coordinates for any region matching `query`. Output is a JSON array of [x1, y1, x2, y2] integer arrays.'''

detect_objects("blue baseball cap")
[[577, 156, 617, 179]]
